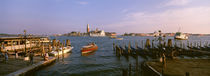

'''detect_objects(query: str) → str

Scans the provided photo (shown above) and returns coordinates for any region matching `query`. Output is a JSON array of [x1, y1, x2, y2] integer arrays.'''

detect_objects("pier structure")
[[0, 35, 73, 75], [0, 37, 50, 54], [113, 38, 210, 76]]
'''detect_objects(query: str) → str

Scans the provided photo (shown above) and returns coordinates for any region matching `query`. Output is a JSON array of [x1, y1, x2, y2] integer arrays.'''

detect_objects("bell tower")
[[87, 24, 90, 33]]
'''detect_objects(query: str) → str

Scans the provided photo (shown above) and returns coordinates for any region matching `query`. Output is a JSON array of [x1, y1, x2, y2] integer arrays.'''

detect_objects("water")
[[34, 36, 210, 76]]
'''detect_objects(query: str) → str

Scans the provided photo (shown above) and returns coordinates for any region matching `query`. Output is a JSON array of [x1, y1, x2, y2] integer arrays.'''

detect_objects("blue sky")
[[1, 0, 210, 34]]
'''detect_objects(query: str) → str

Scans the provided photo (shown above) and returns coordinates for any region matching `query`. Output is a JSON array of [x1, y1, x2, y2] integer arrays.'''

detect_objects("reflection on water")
[[82, 51, 96, 56], [34, 36, 210, 76]]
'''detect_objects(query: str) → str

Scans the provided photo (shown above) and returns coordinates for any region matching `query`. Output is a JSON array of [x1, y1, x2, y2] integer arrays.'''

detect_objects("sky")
[[0, 0, 210, 34]]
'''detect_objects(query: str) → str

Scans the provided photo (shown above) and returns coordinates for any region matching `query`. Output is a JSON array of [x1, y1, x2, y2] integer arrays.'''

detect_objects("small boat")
[[109, 36, 123, 40], [115, 38, 123, 40], [81, 43, 98, 54], [49, 46, 74, 56], [174, 32, 188, 40]]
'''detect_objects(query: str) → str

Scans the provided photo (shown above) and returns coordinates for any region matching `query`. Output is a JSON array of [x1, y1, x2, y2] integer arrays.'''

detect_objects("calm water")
[[34, 36, 210, 76]]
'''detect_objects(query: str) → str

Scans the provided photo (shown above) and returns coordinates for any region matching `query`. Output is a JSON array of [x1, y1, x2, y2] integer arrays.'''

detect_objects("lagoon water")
[[34, 36, 210, 76]]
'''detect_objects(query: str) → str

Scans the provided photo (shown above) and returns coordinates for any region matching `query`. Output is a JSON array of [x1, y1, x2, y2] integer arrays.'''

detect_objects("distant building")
[[87, 24, 106, 37], [63, 31, 81, 36]]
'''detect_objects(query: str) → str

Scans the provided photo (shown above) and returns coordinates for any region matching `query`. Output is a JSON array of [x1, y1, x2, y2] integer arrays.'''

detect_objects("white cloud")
[[122, 9, 129, 13], [78, 1, 89, 5], [164, 0, 190, 6], [106, 6, 210, 34]]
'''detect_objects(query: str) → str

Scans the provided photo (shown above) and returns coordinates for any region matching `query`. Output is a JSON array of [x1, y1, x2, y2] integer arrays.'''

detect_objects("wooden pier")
[[113, 38, 210, 76]]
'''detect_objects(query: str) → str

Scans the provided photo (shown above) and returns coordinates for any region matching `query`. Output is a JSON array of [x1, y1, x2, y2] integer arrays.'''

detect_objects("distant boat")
[[109, 36, 123, 40], [174, 32, 188, 40], [115, 38, 123, 40], [49, 46, 74, 56], [81, 43, 98, 55], [174, 27, 188, 40]]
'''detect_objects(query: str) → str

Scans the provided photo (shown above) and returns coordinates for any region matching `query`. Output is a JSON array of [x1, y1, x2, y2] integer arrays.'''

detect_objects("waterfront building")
[[86, 24, 106, 37]]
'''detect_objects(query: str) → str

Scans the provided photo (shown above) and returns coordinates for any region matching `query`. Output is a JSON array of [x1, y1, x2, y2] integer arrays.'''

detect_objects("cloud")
[[122, 9, 129, 13], [164, 0, 190, 6], [78, 1, 89, 5], [106, 6, 210, 34]]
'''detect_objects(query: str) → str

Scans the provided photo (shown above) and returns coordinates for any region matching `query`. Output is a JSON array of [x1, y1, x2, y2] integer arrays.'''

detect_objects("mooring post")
[[180, 41, 182, 48], [190, 42, 192, 49], [129, 63, 131, 76], [42, 44, 45, 58], [141, 40, 144, 49], [66, 39, 71, 46], [52, 39, 56, 50], [128, 41, 131, 54], [57, 40, 60, 59], [195, 42, 197, 48], [197, 42, 199, 48], [163, 41, 166, 48], [200, 40, 202, 47], [122, 69, 128, 76], [11, 40, 13, 52], [119, 46, 122, 56], [62, 42, 64, 60], [116, 45, 118, 56], [186, 72, 190, 76], [48, 44, 51, 52], [168, 39, 172, 47], [113, 42, 115, 51], [30, 39, 32, 52], [145, 39, 151, 49], [162, 53, 166, 75], [135, 41, 138, 49], [135, 56, 139, 76], [183, 42, 185, 49]]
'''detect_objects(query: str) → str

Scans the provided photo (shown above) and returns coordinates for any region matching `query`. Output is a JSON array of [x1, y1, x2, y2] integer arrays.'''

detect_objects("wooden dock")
[[7, 57, 56, 76], [145, 59, 210, 76], [113, 38, 210, 76]]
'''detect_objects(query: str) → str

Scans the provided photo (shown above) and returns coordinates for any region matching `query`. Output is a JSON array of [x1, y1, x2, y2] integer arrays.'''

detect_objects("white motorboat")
[[174, 32, 188, 40], [49, 46, 74, 56]]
